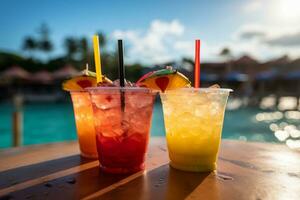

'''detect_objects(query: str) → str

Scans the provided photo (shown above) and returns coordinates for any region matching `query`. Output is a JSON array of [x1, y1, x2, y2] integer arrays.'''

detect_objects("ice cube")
[[100, 123, 121, 138], [111, 123, 127, 137], [126, 92, 154, 109], [99, 119, 130, 139], [100, 126, 113, 137], [195, 92, 209, 105], [91, 93, 120, 110], [113, 79, 135, 87], [209, 84, 220, 88], [195, 106, 207, 117], [100, 108, 122, 128], [127, 110, 151, 136], [93, 109, 106, 127], [129, 120, 148, 136], [210, 101, 221, 116], [161, 103, 172, 116]]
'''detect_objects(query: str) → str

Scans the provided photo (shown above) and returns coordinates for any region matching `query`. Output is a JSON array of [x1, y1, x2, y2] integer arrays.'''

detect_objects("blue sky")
[[0, 0, 299, 64]]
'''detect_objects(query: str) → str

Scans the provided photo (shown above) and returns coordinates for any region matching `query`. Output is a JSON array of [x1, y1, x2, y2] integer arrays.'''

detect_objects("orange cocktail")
[[70, 91, 97, 158]]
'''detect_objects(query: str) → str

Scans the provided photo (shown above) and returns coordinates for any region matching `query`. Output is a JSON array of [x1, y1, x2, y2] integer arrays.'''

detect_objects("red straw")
[[194, 39, 201, 88]]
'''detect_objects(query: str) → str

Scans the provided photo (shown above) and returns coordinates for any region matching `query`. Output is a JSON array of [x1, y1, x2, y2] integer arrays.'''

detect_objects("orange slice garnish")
[[137, 67, 191, 92]]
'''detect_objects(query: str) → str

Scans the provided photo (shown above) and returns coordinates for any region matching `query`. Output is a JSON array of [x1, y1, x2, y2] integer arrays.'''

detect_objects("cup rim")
[[161, 87, 233, 93], [68, 87, 232, 93], [85, 86, 156, 93], [68, 89, 87, 93]]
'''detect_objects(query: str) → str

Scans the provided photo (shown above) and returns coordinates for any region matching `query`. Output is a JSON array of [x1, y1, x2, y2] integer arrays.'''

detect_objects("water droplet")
[[217, 173, 233, 181], [44, 182, 53, 188], [66, 178, 76, 184]]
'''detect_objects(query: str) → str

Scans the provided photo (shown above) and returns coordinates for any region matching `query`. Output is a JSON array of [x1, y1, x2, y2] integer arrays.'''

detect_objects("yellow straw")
[[93, 35, 103, 83]]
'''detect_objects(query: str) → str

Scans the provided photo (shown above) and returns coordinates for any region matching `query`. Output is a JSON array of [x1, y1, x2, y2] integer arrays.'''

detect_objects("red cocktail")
[[89, 87, 156, 174]]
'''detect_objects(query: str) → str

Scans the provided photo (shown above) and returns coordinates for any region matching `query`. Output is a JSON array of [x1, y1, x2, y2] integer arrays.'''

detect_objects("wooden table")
[[0, 137, 299, 200]]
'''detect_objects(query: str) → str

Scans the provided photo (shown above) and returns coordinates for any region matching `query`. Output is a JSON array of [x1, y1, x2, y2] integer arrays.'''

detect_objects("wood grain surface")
[[0, 137, 299, 200]]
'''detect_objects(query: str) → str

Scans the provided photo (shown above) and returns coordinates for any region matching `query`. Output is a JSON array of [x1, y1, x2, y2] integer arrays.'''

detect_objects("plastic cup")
[[88, 87, 156, 174], [160, 88, 232, 172], [70, 91, 98, 159]]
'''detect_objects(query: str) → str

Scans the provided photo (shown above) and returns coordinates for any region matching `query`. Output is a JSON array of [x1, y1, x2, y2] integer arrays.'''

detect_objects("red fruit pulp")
[[155, 76, 169, 92], [77, 80, 93, 89]]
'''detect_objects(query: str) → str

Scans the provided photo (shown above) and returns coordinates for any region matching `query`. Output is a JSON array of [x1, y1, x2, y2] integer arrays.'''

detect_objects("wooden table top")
[[0, 137, 299, 200]]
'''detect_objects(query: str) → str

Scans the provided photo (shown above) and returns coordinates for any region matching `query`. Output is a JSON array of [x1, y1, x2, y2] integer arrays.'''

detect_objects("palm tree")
[[39, 40, 53, 53], [37, 23, 54, 58], [97, 32, 107, 48], [220, 48, 231, 58], [64, 37, 78, 61], [220, 47, 233, 73], [37, 23, 51, 40], [79, 37, 89, 64], [22, 36, 37, 58]]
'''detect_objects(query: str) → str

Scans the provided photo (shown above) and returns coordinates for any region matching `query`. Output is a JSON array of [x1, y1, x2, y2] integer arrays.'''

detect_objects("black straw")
[[118, 40, 125, 87], [118, 39, 125, 113]]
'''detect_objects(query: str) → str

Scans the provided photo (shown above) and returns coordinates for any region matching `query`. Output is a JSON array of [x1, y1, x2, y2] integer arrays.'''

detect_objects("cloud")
[[173, 40, 220, 62], [234, 0, 300, 59], [112, 19, 300, 65], [238, 31, 266, 40], [230, 24, 300, 60], [265, 32, 300, 47], [173, 41, 194, 56], [242, 0, 263, 13], [112, 19, 186, 65], [235, 24, 267, 40], [112, 20, 222, 65], [235, 23, 300, 47]]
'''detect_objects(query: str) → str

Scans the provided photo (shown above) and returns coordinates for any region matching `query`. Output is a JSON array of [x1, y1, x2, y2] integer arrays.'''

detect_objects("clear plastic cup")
[[70, 91, 98, 159], [88, 87, 156, 174], [160, 88, 232, 172]]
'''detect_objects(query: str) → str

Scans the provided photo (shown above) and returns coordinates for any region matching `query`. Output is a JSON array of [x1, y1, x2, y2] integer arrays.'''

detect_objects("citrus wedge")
[[62, 75, 112, 91], [137, 67, 191, 92], [62, 76, 97, 91]]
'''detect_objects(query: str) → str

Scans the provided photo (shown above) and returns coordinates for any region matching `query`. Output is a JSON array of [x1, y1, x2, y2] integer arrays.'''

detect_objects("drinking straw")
[[118, 40, 125, 87], [118, 39, 125, 111], [194, 39, 201, 88], [93, 35, 103, 83]]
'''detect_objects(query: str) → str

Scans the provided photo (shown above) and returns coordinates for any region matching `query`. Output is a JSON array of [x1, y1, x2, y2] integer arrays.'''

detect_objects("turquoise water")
[[0, 101, 299, 149]]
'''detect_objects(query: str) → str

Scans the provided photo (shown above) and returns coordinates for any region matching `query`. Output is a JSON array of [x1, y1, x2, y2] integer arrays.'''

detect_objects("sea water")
[[0, 100, 300, 149]]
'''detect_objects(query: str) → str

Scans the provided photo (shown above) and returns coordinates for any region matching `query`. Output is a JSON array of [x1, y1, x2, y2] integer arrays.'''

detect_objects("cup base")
[[80, 152, 98, 159], [100, 163, 145, 174], [170, 161, 216, 172]]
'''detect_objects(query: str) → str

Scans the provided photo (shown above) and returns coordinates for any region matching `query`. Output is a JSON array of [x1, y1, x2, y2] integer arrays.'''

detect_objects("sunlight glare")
[[272, 0, 300, 22], [286, 139, 300, 150], [274, 130, 289, 141]]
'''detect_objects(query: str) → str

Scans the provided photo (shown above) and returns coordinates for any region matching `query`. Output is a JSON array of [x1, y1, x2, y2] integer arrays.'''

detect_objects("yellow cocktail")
[[160, 88, 231, 172]]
